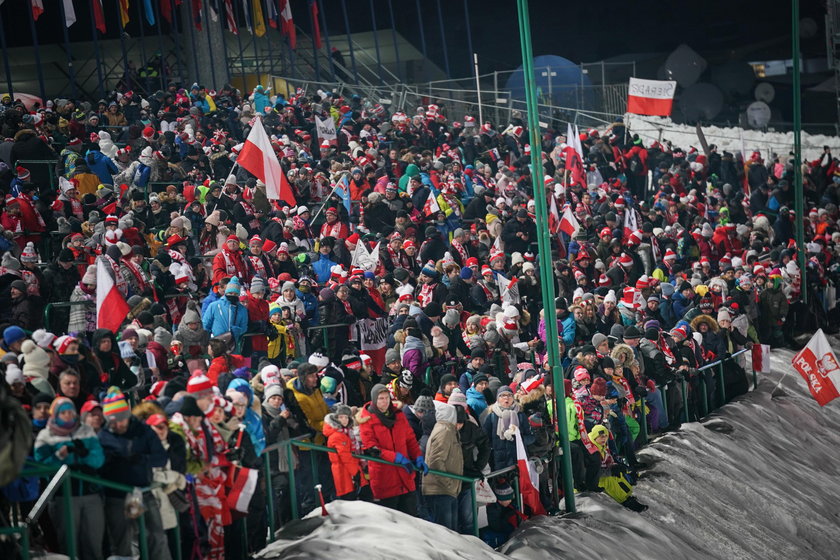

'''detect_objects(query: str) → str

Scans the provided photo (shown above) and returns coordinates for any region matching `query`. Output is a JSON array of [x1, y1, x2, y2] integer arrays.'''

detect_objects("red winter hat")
[[262, 239, 277, 252], [618, 254, 633, 267], [664, 248, 677, 261], [187, 374, 213, 394], [590, 377, 607, 398], [15, 166, 30, 181]]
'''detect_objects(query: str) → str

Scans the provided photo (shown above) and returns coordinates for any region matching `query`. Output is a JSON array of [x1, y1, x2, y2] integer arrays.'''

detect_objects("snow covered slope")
[[624, 114, 840, 161], [258, 345, 840, 560]]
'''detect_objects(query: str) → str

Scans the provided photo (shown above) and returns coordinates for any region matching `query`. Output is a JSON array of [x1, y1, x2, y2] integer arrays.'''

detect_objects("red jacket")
[[244, 294, 268, 352], [358, 403, 422, 500], [323, 413, 367, 497], [206, 354, 245, 385]]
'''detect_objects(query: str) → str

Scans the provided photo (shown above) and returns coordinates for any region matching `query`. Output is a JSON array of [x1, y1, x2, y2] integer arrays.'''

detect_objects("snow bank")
[[624, 114, 840, 161], [257, 344, 840, 560]]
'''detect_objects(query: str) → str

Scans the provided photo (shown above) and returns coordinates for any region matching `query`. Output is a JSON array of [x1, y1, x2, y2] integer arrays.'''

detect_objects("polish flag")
[[792, 329, 840, 406], [548, 195, 561, 234], [237, 116, 297, 204], [226, 466, 259, 513], [515, 429, 546, 515], [558, 205, 580, 238], [309, 0, 322, 49], [279, 0, 296, 49], [96, 257, 130, 333], [627, 77, 677, 117]]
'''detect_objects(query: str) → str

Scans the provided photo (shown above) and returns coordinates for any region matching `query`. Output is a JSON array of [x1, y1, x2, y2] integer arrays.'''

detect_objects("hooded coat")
[[423, 403, 463, 497], [323, 412, 367, 497]]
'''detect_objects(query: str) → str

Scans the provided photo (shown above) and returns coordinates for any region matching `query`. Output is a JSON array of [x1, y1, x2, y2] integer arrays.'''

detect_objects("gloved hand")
[[503, 424, 518, 441], [364, 446, 381, 458], [632, 385, 647, 399], [415, 456, 429, 475], [72, 439, 90, 458], [394, 452, 413, 473]]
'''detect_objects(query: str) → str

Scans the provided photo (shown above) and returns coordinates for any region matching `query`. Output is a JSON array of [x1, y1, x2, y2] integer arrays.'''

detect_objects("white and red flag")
[[423, 192, 441, 216], [514, 429, 546, 515], [627, 77, 677, 117], [752, 344, 771, 373], [559, 205, 580, 238], [279, 0, 296, 48], [792, 329, 840, 406], [227, 466, 259, 513], [237, 116, 297, 204], [96, 257, 130, 333]]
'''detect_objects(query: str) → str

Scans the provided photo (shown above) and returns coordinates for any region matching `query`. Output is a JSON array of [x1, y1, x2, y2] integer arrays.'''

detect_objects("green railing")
[[260, 436, 518, 539], [637, 348, 750, 446], [43, 301, 95, 335], [11, 461, 174, 560]]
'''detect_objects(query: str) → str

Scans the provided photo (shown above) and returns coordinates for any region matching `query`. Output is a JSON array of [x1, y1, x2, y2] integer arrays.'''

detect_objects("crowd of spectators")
[[0, 79, 838, 557]]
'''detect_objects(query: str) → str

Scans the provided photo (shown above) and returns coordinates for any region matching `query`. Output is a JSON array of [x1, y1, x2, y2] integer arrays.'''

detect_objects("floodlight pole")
[[516, 0, 576, 513], [792, 0, 807, 304]]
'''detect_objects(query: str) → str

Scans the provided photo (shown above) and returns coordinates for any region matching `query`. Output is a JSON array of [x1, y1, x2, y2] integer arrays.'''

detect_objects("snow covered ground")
[[257, 343, 840, 560], [623, 114, 840, 162]]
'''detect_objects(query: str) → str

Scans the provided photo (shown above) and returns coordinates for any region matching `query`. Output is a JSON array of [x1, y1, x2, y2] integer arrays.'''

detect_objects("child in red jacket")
[[322, 404, 370, 500]]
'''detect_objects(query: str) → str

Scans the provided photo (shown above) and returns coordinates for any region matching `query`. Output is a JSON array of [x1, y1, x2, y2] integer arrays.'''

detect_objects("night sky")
[[0, 0, 829, 79]]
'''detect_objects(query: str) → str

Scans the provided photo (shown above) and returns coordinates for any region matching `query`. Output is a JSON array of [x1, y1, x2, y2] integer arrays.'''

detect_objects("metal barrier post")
[[62, 476, 77, 560], [310, 449, 320, 486], [138, 505, 149, 560], [681, 376, 689, 423], [264, 452, 277, 541], [287, 443, 299, 520], [659, 383, 668, 426], [638, 395, 648, 446], [470, 483, 479, 537], [717, 362, 726, 407], [700, 375, 709, 417], [753, 361, 758, 391]]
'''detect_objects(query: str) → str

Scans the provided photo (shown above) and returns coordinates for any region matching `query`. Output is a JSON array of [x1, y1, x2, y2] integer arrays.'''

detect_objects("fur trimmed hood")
[[690, 314, 720, 333], [610, 343, 636, 367]]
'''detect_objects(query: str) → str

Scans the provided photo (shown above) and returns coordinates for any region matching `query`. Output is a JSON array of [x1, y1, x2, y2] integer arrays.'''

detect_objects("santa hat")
[[627, 230, 643, 245], [481, 265, 493, 277], [664, 248, 677, 261], [635, 275, 650, 290], [618, 253, 633, 268], [142, 126, 156, 140]]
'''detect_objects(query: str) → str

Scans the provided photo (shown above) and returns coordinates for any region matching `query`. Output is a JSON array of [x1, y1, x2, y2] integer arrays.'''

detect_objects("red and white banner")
[[237, 116, 297, 204], [751, 344, 771, 373], [514, 429, 546, 515], [423, 192, 441, 216], [315, 116, 337, 145], [96, 257, 130, 333], [792, 329, 840, 406], [354, 317, 388, 373], [623, 205, 638, 239], [227, 466, 258, 513], [559, 205, 580, 238], [627, 78, 677, 117]]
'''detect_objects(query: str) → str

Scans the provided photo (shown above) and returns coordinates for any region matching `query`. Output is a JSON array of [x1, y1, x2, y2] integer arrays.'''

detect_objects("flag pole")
[[792, 0, 807, 304], [473, 53, 483, 125], [58, 0, 78, 99], [26, 3, 46, 102], [516, 0, 575, 513], [0, 6, 15, 98]]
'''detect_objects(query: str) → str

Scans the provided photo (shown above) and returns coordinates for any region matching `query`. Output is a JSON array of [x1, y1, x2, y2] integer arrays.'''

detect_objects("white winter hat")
[[604, 290, 617, 304]]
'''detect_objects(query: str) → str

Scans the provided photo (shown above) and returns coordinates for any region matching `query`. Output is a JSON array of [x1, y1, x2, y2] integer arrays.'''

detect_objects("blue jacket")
[[671, 292, 694, 321], [227, 378, 266, 455], [466, 387, 488, 418], [482, 407, 534, 470], [202, 290, 221, 316], [85, 150, 118, 185], [98, 417, 167, 496], [202, 296, 249, 340], [560, 313, 576, 347], [253, 89, 270, 114], [312, 255, 339, 285], [296, 289, 319, 322]]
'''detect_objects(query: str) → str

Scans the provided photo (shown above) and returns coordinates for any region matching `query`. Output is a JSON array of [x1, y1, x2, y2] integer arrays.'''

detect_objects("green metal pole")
[[470, 484, 479, 537], [792, 0, 807, 305], [138, 507, 149, 560], [638, 396, 648, 446], [659, 384, 668, 425], [515, 0, 575, 514], [287, 443, 299, 520], [681, 377, 689, 423], [263, 453, 277, 542], [717, 363, 726, 407], [701, 374, 709, 417], [62, 477, 76, 560]]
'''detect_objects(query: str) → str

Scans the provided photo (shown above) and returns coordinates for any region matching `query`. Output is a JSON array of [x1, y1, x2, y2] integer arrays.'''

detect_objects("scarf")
[[369, 402, 397, 429], [451, 239, 469, 263], [123, 258, 150, 292], [221, 247, 247, 279], [321, 221, 343, 239], [106, 255, 129, 297], [658, 337, 676, 366], [417, 282, 435, 307], [490, 402, 520, 440]]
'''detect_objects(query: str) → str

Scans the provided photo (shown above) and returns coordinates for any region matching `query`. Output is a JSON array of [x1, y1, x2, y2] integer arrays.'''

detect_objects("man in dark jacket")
[[638, 328, 682, 427], [92, 329, 137, 390], [501, 208, 536, 254], [98, 387, 170, 560]]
